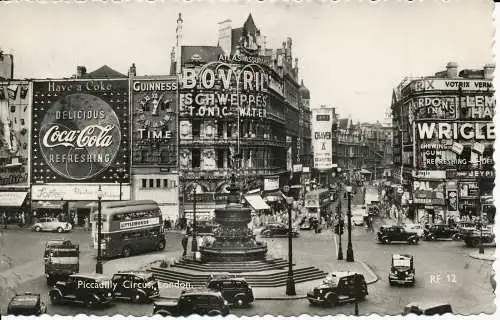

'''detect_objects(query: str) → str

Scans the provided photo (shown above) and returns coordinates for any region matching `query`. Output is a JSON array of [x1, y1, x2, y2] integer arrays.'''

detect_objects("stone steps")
[[170, 258, 290, 273]]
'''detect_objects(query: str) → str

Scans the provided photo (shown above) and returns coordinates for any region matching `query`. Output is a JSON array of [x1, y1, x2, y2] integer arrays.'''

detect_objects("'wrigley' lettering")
[[417, 122, 495, 140]]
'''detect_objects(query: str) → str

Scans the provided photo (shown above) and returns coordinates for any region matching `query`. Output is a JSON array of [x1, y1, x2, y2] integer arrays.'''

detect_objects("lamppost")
[[113, 168, 128, 201], [345, 185, 354, 262], [282, 184, 296, 296], [331, 165, 343, 260], [95, 185, 103, 274], [191, 184, 198, 258]]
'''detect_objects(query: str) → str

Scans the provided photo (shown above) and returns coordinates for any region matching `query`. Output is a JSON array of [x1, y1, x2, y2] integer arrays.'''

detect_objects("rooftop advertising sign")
[[416, 122, 495, 141], [403, 79, 493, 95], [131, 77, 178, 166], [179, 62, 269, 120], [31, 79, 130, 183], [312, 107, 333, 170]]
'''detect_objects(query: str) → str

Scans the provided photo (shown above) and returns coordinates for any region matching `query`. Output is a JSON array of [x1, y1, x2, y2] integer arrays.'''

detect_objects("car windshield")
[[393, 258, 411, 267], [10, 296, 39, 307], [323, 274, 338, 286]]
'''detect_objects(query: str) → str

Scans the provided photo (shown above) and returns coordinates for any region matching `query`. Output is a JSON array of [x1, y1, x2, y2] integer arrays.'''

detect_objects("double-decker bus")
[[91, 200, 166, 258], [304, 188, 331, 219]]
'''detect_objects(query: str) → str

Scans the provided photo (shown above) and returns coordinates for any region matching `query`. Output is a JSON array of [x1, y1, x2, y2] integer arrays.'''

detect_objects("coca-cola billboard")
[[31, 80, 130, 183]]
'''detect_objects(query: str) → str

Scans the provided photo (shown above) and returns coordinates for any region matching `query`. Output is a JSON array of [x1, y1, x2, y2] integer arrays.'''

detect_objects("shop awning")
[[263, 190, 286, 202], [32, 201, 65, 210], [0, 192, 27, 207], [244, 195, 270, 211]]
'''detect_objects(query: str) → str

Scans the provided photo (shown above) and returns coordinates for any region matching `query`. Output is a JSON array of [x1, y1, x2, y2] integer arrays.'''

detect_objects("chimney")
[[446, 62, 458, 78], [76, 66, 86, 79], [128, 63, 136, 77], [218, 19, 232, 55], [483, 63, 495, 80]]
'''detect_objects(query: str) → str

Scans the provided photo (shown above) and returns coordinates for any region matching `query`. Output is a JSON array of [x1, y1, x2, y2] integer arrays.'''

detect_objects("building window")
[[142, 179, 147, 188], [163, 179, 169, 188], [141, 150, 148, 162], [192, 149, 201, 168], [217, 149, 224, 168], [160, 150, 169, 163], [217, 121, 224, 138], [192, 120, 201, 139], [149, 179, 154, 188], [156, 179, 161, 188]]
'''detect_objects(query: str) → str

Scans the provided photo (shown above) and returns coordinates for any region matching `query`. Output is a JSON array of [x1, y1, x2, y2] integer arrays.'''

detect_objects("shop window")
[[156, 179, 161, 188], [192, 120, 201, 139], [149, 179, 154, 188], [192, 149, 201, 168], [142, 179, 147, 188], [217, 149, 224, 168]]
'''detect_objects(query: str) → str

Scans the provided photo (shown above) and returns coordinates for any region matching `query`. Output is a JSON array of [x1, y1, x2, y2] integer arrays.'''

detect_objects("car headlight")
[[224, 300, 229, 306], [319, 289, 323, 294], [108, 292, 112, 297]]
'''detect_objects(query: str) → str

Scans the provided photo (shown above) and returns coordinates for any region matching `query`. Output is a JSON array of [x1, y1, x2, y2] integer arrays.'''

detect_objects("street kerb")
[[469, 251, 496, 262]]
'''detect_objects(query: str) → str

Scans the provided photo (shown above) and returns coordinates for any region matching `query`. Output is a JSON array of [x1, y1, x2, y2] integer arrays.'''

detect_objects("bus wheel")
[[122, 246, 132, 257], [157, 241, 166, 251]]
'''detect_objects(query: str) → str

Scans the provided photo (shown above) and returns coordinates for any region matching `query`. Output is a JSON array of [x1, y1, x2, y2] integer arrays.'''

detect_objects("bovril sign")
[[32, 79, 130, 183]]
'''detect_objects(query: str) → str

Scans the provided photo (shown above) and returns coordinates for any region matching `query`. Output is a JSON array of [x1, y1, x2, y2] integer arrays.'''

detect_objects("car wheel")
[[122, 246, 132, 257], [471, 238, 481, 248], [49, 291, 61, 305], [155, 310, 172, 317], [85, 296, 97, 309], [383, 238, 391, 244], [325, 293, 337, 307], [34, 226, 41, 232], [430, 234, 436, 241], [57, 227, 63, 233], [452, 233, 461, 241], [389, 280, 394, 286], [157, 241, 166, 251], [132, 293, 145, 304], [207, 310, 222, 316]]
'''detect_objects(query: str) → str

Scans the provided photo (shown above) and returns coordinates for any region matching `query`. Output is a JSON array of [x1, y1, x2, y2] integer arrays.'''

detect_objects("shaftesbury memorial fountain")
[[199, 173, 268, 262]]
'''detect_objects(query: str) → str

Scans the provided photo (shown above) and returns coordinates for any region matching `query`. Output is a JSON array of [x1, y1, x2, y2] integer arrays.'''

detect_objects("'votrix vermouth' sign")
[[31, 79, 130, 183]]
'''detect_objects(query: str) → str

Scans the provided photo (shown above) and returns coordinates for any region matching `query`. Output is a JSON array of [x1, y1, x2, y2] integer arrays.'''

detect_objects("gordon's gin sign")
[[32, 80, 130, 183]]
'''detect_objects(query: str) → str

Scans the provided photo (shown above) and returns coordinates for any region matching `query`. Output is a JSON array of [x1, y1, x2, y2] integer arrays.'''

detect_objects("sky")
[[0, 0, 494, 123]]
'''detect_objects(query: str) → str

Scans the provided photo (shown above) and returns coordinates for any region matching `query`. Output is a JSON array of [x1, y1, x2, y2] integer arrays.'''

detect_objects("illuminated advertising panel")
[[131, 77, 178, 166], [31, 79, 130, 183], [312, 107, 333, 170], [0, 81, 31, 188], [179, 62, 269, 120]]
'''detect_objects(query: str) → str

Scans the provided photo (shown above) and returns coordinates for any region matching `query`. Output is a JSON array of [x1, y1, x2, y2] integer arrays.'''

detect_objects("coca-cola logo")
[[39, 93, 121, 180]]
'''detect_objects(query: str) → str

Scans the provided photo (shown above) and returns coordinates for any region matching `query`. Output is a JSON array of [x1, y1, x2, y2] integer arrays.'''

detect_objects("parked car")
[[206, 275, 254, 307], [403, 224, 425, 237], [462, 227, 495, 248], [307, 272, 368, 307], [377, 225, 419, 244], [423, 224, 460, 240], [112, 271, 160, 303], [7, 293, 47, 316], [32, 218, 72, 233], [388, 254, 415, 286], [49, 273, 113, 308], [261, 223, 299, 237], [403, 301, 453, 315], [153, 289, 230, 316]]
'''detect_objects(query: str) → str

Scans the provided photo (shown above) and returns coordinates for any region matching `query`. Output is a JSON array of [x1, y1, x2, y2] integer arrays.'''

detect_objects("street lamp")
[[345, 185, 354, 262], [113, 168, 128, 201], [191, 184, 198, 258], [95, 185, 103, 274], [282, 184, 296, 296]]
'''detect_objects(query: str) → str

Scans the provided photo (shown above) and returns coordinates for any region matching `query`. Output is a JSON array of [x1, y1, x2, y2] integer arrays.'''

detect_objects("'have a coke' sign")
[[32, 79, 130, 183]]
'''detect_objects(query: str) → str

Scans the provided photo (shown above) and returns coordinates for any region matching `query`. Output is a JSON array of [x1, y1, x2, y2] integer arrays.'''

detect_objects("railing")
[[179, 137, 288, 147]]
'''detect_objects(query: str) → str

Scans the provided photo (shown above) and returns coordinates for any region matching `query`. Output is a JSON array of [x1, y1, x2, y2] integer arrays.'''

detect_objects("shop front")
[[0, 191, 29, 224]]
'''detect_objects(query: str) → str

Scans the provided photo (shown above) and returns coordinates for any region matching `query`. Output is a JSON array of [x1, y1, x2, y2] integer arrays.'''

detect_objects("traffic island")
[[469, 249, 496, 261]]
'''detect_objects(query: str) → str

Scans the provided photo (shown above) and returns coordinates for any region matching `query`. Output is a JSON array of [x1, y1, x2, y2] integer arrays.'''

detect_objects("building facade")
[[0, 51, 14, 80], [172, 14, 312, 219], [391, 62, 495, 223]]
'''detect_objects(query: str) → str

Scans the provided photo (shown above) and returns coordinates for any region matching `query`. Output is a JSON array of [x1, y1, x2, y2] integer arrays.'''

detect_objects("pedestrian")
[[20, 211, 25, 227], [84, 216, 89, 231], [2, 211, 6, 229], [181, 234, 189, 257]]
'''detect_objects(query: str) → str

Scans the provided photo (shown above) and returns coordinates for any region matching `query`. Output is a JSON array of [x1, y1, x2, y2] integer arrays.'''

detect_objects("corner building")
[[171, 14, 311, 220], [391, 62, 495, 224]]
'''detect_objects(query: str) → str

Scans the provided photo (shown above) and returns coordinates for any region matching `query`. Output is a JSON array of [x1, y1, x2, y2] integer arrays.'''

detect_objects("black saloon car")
[[206, 276, 254, 307], [423, 224, 460, 240], [261, 223, 299, 237], [403, 302, 453, 315], [7, 293, 47, 316], [112, 271, 160, 303], [49, 273, 113, 308], [388, 254, 415, 286], [153, 289, 230, 316], [377, 225, 419, 244], [307, 272, 368, 307]]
